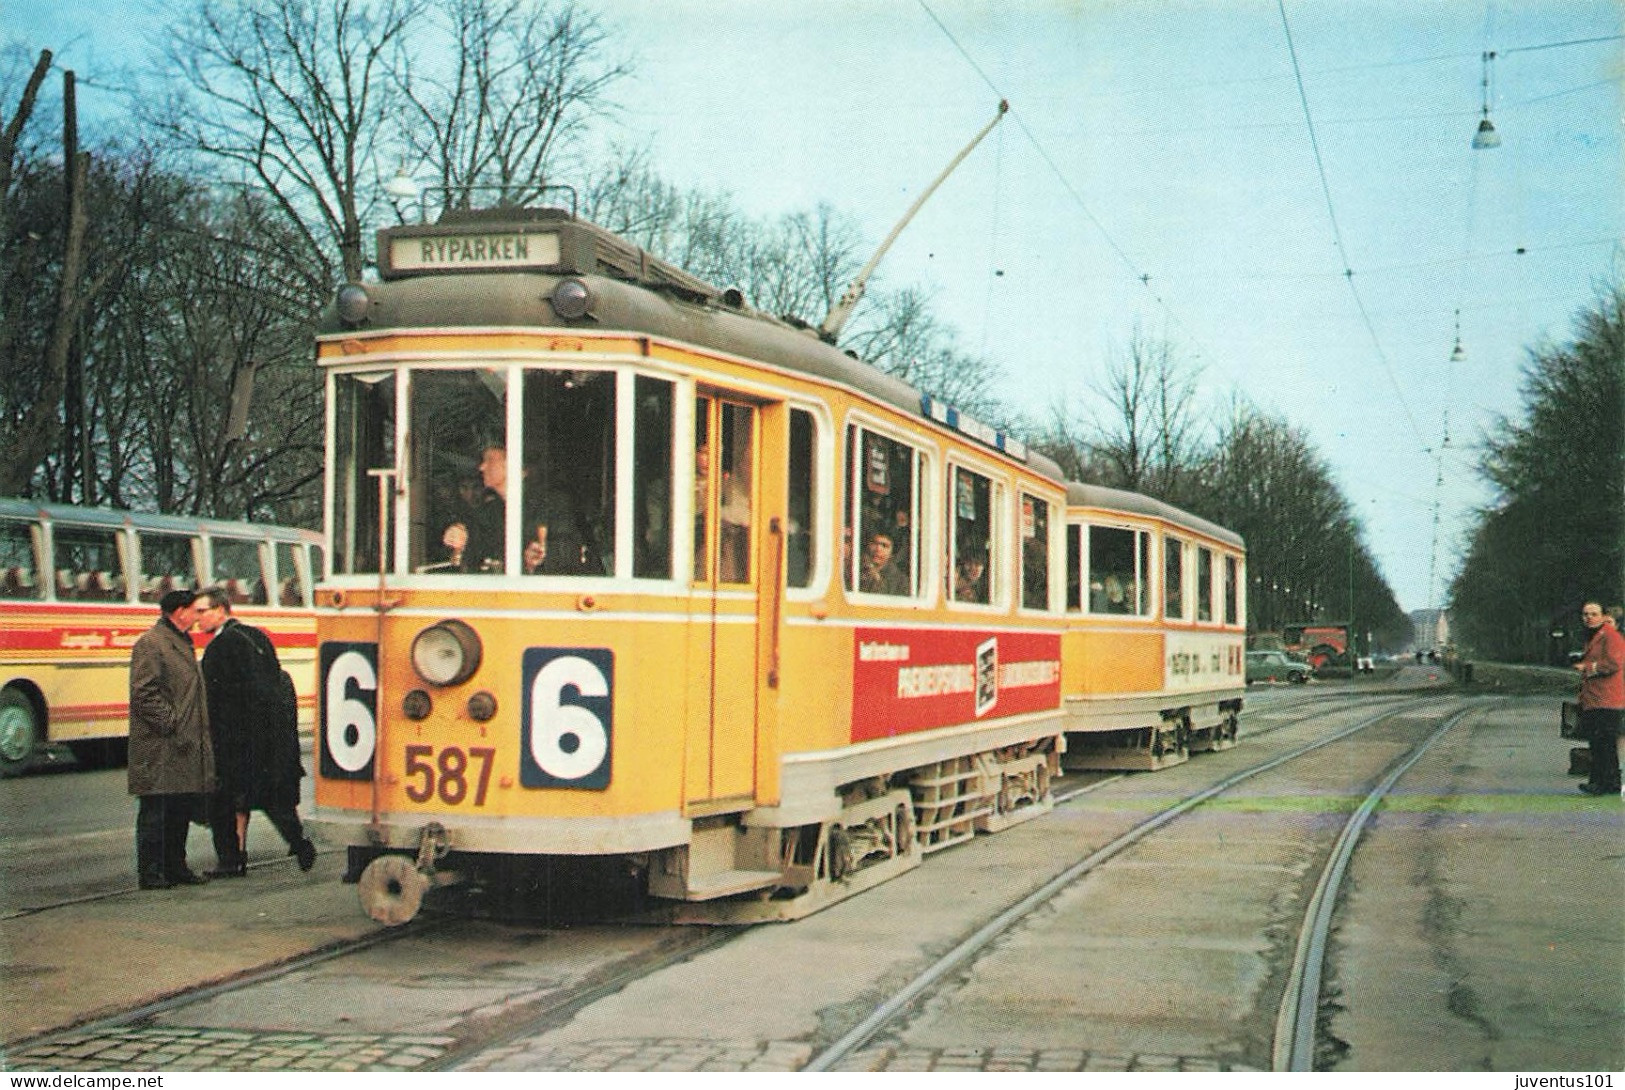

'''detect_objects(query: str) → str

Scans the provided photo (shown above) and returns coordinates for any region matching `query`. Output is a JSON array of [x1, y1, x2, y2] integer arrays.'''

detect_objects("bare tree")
[[153, 0, 424, 282], [1086, 324, 1203, 500], [396, 0, 626, 211]]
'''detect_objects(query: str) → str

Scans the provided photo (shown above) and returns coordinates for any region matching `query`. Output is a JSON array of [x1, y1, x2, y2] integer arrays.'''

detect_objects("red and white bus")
[[0, 498, 322, 775]]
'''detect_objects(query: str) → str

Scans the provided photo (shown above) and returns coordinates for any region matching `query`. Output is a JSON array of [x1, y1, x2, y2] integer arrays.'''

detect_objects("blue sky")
[[8, 0, 1622, 616]]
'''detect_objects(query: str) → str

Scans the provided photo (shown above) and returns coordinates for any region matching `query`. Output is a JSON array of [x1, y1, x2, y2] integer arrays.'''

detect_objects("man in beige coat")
[[128, 589, 215, 888]]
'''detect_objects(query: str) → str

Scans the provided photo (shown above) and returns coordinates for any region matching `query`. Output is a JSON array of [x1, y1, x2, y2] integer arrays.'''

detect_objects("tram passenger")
[[953, 550, 988, 603], [195, 587, 316, 874], [1575, 600, 1624, 796], [860, 529, 908, 596], [127, 589, 214, 890]]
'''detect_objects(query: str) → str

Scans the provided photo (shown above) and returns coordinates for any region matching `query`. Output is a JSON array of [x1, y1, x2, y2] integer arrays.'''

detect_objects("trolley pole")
[[818, 100, 1008, 343]]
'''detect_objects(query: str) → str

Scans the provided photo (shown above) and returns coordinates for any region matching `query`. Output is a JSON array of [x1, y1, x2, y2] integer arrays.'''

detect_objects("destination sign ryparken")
[[390, 231, 562, 272]]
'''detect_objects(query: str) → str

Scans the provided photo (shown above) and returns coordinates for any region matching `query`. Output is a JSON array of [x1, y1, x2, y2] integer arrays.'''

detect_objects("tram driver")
[[441, 444, 509, 572]]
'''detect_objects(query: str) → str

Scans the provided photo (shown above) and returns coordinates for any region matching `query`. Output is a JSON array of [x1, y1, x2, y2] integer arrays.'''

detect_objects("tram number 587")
[[404, 745, 494, 806]]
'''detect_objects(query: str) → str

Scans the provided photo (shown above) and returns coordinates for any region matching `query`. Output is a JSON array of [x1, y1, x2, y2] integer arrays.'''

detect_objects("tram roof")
[[323, 209, 1066, 486], [0, 497, 317, 542], [1064, 481, 1244, 549]]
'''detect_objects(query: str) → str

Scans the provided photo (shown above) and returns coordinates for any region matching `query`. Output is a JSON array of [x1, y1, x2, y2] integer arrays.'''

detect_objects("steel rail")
[[1271, 703, 1483, 1071], [804, 696, 1455, 1071]]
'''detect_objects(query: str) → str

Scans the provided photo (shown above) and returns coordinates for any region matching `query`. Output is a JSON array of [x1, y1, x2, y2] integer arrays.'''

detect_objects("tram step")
[[682, 868, 783, 901]]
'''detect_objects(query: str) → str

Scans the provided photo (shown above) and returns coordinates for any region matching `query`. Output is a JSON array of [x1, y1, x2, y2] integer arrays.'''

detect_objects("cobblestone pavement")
[[5, 1027, 455, 1071], [459, 1036, 1258, 1072]]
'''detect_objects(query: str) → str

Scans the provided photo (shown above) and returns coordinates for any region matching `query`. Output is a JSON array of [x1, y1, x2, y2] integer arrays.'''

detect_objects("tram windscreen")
[[412, 369, 507, 573], [333, 372, 396, 574], [521, 369, 615, 576]]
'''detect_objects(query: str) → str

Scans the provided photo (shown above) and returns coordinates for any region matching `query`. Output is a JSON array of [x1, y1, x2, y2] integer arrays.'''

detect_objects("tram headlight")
[[551, 277, 593, 320], [410, 619, 482, 687], [336, 283, 371, 325]]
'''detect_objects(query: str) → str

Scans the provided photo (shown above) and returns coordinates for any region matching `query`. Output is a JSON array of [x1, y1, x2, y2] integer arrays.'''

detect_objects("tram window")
[[633, 377, 673, 579], [522, 369, 615, 576], [212, 538, 269, 605], [695, 399, 711, 582], [1196, 546, 1214, 622], [1065, 524, 1082, 612], [411, 369, 506, 574], [845, 427, 921, 597], [274, 541, 306, 606], [1164, 535, 1185, 620], [138, 532, 197, 602], [1225, 554, 1240, 625], [53, 526, 125, 601], [786, 409, 815, 588], [333, 372, 396, 575], [1088, 525, 1148, 616], [950, 467, 994, 605], [1020, 494, 1050, 611], [0, 519, 42, 600], [717, 403, 753, 584]]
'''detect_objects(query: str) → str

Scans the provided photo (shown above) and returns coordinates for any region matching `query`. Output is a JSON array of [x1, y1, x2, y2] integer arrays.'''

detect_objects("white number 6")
[[529, 655, 609, 780], [326, 649, 377, 773]]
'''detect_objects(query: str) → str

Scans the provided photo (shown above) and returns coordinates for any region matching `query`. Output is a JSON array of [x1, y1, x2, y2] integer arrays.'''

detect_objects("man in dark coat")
[[196, 587, 315, 873], [128, 588, 214, 889]]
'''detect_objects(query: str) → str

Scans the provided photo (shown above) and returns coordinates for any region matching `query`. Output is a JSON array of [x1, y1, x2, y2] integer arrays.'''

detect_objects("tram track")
[[9, 691, 1474, 1073], [804, 693, 1476, 1071]]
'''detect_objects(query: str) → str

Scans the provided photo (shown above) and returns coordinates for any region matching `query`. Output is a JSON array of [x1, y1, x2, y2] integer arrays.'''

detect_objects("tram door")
[[686, 394, 761, 809]]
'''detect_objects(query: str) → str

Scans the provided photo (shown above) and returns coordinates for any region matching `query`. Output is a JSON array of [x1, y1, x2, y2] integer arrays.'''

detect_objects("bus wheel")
[[0, 688, 40, 778]]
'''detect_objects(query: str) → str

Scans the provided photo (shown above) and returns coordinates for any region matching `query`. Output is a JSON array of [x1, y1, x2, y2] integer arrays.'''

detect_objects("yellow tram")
[[310, 207, 1243, 924]]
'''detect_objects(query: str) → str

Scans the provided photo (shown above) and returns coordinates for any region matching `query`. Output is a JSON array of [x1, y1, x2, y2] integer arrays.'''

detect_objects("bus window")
[[523, 369, 615, 576], [1225, 554, 1240, 625], [633, 376, 673, 580], [1197, 545, 1214, 622], [275, 541, 306, 606], [950, 466, 994, 605], [212, 538, 268, 605], [54, 526, 125, 602], [846, 427, 922, 598], [1164, 536, 1185, 621], [0, 519, 41, 600], [137, 532, 197, 602], [1020, 494, 1050, 611], [333, 372, 396, 575], [786, 408, 815, 589]]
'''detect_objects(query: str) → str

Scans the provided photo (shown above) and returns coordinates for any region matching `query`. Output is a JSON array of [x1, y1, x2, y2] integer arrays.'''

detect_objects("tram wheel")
[[0, 687, 40, 778]]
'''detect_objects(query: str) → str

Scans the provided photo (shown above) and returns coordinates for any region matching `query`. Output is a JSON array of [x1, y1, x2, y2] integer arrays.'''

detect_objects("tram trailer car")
[[1059, 483, 1246, 771], [311, 207, 1244, 924]]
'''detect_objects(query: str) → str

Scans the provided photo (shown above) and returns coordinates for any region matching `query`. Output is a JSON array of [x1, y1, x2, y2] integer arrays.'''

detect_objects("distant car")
[[1246, 650, 1312, 684]]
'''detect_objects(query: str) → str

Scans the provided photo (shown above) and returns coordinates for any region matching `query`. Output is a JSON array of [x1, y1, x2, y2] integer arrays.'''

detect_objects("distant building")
[[1409, 608, 1449, 651]]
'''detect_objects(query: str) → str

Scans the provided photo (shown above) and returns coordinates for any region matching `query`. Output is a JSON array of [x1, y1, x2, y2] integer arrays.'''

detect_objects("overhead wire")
[[1275, 0, 1427, 451], [914, 0, 1224, 376]]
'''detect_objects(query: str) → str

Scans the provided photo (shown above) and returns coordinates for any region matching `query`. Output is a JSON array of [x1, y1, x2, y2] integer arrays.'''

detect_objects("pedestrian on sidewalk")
[[128, 588, 214, 889], [1574, 600, 1624, 796], [196, 587, 316, 873]]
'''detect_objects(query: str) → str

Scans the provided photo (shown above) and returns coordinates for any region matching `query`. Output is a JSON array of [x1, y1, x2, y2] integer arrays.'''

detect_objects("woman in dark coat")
[[196, 588, 314, 874]]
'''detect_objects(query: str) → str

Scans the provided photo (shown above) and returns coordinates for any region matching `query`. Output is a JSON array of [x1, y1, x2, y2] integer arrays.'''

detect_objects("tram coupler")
[[355, 822, 465, 926]]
